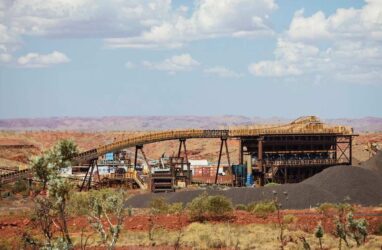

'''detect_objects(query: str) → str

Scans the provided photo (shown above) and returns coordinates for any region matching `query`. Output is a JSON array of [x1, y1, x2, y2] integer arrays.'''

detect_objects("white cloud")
[[125, 61, 135, 69], [287, 1, 382, 42], [17, 51, 70, 68], [142, 53, 199, 73], [1, 0, 278, 58], [249, 1, 382, 84], [0, 0, 178, 63], [249, 60, 301, 77], [0, 53, 12, 63], [204, 66, 242, 78], [105, 0, 277, 48]]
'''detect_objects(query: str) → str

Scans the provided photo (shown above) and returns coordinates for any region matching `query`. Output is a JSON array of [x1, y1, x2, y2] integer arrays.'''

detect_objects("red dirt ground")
[[1, 207, 381, 239]]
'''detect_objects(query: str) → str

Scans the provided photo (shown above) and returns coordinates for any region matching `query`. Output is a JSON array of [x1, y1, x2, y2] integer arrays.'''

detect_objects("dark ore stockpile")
[[127, 152, 382, 209]]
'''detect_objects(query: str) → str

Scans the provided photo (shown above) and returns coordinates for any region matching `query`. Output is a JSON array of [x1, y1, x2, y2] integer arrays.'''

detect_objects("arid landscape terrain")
[[1, 116, 382, 168], [0, 116, 382, 249]]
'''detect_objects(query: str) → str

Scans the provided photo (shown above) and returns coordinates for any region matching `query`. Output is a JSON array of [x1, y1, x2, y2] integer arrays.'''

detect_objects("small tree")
[[34, 196, 54, 248], [347, 212, 368, 246], [48, 177, 73, 248], [48, 140, 78, 170], [206, 195, 233, 218], [272, 190, 289, 250], [314, 223, 324, 250], [31, 156, 50, 190], [30, 139, 79, 249], [88, 190, 126, 250], [335, 221, 349, 249]]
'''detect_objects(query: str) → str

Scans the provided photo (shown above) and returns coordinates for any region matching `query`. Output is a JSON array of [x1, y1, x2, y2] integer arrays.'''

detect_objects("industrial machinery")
[[72, 116, 355, 190], [150, 157, 191, 192]]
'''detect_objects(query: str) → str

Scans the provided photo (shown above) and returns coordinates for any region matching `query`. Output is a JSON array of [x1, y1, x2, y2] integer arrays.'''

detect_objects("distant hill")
[[0, 116, 381, 133]]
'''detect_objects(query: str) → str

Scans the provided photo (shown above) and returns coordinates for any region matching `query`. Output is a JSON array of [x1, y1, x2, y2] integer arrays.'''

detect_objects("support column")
[[215, 138, 225, 184], [134, 145, 142, 170], [224, 139, 234, 186], [183, 141, 191, 185], [80, 164, 90, 191], [177, 139, 183, 158], [182, 140, 189, 163], [177, 139, 190, 184], [334, 137, 338, 163], [349, 136, 353, 166], [87, 161, 95, 190], [258, 137, 264, 186]]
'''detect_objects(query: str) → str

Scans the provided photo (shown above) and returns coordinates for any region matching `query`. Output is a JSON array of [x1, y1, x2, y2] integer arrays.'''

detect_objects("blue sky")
[[0, 0, 381, 119]]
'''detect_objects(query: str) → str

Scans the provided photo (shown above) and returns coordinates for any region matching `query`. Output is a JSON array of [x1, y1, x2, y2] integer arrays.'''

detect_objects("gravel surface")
[[126, 152, 382, 209]]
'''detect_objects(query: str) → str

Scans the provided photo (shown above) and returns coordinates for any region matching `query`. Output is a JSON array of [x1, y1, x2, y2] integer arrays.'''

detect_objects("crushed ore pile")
[[126, 152, 382, 209]]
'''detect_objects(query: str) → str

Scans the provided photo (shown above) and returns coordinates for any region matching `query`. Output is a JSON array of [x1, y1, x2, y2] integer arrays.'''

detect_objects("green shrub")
[[150, 197, 169, 214], [235, 204, 247, 211], [168, 202, 184, 214], [67, 188, 117, 216], [206, 195, 233, 217], [67, 191, 91, 216], [187, 192, 209, 221], [347, 212, 368, 246], [149, 197, 184, 215], [187, 193, 233, 221], [317, 202, 336, 214], [248, 201, 276, 218]]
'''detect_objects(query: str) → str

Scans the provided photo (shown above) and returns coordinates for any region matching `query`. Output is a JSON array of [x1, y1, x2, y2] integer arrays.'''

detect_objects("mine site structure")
[[239, 133, 354, 185], [70, 116, 356, 192]]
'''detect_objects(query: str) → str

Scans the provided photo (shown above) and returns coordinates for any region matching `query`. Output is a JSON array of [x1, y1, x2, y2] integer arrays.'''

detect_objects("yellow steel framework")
[[74, 116, 353, 164]]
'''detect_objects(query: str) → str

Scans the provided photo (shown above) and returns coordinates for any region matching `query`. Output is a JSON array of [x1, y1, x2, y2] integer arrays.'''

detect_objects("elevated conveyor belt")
[[73, 116, 354, 164]]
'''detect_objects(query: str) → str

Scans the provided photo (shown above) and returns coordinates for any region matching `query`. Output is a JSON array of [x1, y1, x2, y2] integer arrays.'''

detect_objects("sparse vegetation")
[[317, 202, 337, 215], [88, 189, 126, 250], [30, 155, 50, 190], [187, 193, 233, 221], [68, 188, 118, 216], [205, 195, 233, 217], [187, 192, 209, 221], [26, 139, 78, 249], [149, 197, 184, 215], [347, 212, 368, 246], [273, 190, 288, 250], [247, 200, 276, 218]]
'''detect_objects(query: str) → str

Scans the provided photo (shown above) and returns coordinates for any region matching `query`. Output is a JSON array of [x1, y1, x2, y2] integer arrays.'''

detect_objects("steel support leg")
[[215, 138, 225, 184], [87, 163, 95, 190], [239, 139, 243, 165], [349, 136, 353, 165], [134, 145, 141, 170], [80, 165, 90, 191], [224, 139, 234, 186], [258, 137, 264, 186]]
